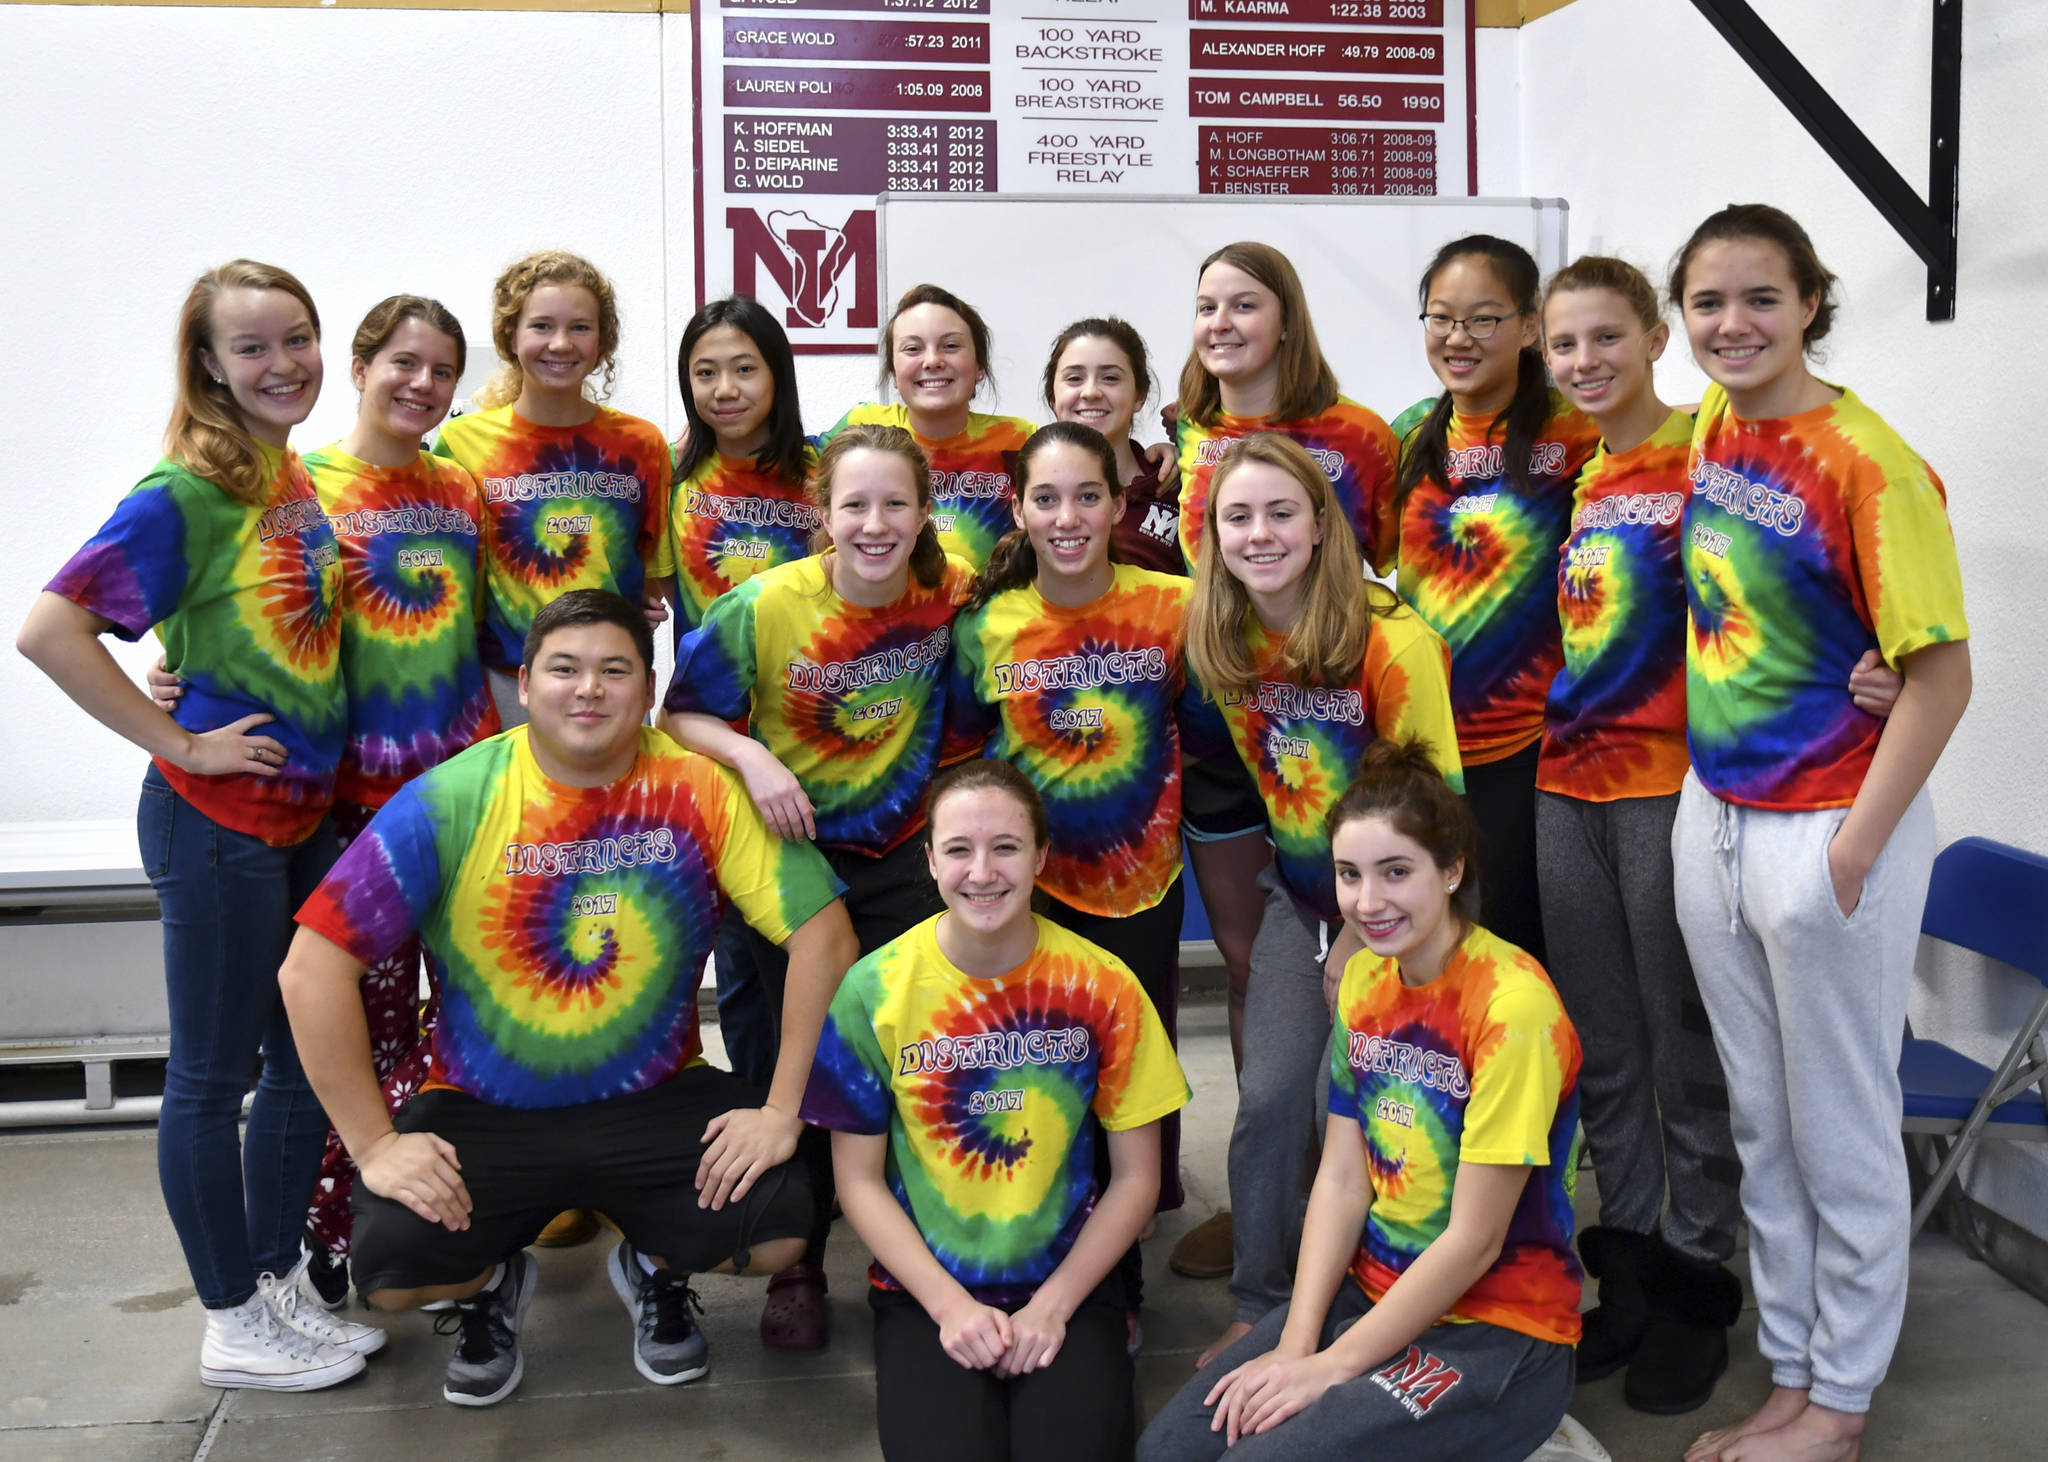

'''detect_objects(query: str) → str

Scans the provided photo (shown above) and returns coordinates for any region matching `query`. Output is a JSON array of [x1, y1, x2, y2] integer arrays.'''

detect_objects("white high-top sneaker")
[[200, 1291, 365, 1391], [261, 1257, 387, 1356]]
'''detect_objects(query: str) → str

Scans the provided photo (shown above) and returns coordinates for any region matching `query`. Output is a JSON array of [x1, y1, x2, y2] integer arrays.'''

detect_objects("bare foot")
[[1722, 1403, 1862, 1462], [1195, 1319, 1253, 1370], [1687, 1387, 1811, 1462]]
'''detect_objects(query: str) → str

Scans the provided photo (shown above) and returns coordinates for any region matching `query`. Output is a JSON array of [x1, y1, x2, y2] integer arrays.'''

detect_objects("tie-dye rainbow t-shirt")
[[801, 914, 1188, 1302], [433, 404, 674, 669], [665, 555, 974, 854], [307, 446, 500, 809], [296, 726, 843, 1109], [822, 403, 1033, 570], [949, 566, 1190, 917], [1682, 384, 1968, 810], [1175, 398, 1401, 572], [1536, 409, 1693, 802], [47, 449, 343, 845], [667, 444, 821, 631], [1392, 393, 1601, 766], [1203, 592, 1463, 924], [1330, 922, 1582, 1346]]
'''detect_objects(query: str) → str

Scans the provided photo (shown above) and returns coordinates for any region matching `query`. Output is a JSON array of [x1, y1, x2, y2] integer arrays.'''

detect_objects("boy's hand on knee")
[[696, 1105, 803, 1209], [358, 1131, 471, 1231], [936, 1296, 1013, 1371], [993, 1296, 1066, 1377]]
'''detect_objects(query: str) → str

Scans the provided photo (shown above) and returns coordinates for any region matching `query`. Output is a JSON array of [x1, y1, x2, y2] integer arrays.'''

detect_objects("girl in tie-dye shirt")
[[1174, 242, 1403, 1103], [821, 283, 1033, 572], [1668, 206, 1970, 1456], [662, 423, 973, 1341], [668, 295, 820, 633], [950, 423, 1196, 1333], [433, 250, 673, 713], [1532, 257, 1743, 1408], [1391, 235, 1601, 971], [1182, 432, 1460, 1366], [294, 297, 500, 1287], [1139, 739, 1579, 1462], [19, 261, 363, 1389], [804, 760, 1186, 1462]]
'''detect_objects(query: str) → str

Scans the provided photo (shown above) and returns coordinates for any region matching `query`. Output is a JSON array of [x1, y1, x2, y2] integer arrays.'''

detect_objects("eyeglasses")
[[1418, 310, 1522, 341]]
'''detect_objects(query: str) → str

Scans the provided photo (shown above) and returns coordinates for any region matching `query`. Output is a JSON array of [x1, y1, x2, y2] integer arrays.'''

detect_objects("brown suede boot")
[[1167, 1209, 1233, 1279]]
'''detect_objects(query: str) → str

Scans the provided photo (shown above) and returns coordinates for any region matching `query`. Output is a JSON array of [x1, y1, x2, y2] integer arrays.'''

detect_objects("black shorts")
[[1180, 750, 1268, 843], [350, 1064, 812, 1294]]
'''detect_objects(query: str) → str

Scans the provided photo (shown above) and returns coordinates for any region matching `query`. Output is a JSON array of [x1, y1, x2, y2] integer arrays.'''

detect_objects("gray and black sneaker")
[[606, 1240, 709, 1385], [436, 1250, 537, 1407]]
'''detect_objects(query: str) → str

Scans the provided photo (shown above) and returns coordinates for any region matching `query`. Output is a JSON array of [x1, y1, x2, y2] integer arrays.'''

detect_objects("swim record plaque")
[[693, 0, 1475, 351]]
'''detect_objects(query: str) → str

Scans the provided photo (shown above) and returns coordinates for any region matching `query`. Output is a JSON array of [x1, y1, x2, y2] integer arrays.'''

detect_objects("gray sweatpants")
[[1671, 772, 1935, 1414], [1138, 1279, 1573, 1462], [1226, 873, 1333, 1323], [1537, 790, 1741, 1263]]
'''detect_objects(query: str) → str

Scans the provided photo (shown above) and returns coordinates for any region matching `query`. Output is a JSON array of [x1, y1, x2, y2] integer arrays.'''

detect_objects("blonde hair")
[[1178, 242, 1340, 426], [164, 260, 320, 504], [475, 250, 620, 409], [811, 423, 948, 591], [1185, 433, 1392, 697]]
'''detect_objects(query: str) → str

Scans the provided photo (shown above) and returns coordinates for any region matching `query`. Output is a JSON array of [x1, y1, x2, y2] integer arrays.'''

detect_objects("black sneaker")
[[606, 1240, 710, 1385], [300, 1231, 350, 1311], [437, 1251, 537, 1407]]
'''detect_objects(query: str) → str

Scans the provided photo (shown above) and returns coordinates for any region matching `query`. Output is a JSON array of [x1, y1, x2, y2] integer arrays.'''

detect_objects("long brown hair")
[[966, 421, 1123, 612], [812, 423, 947, 591], [474, 249, 620, 409], [1177, 242, 1340, 427], [164, 260, 321, 504], [1185, 433, 1393, 698]]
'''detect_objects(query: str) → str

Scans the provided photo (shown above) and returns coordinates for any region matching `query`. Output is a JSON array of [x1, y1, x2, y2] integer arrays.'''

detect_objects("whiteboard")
[[877, 193, 1568, 426]]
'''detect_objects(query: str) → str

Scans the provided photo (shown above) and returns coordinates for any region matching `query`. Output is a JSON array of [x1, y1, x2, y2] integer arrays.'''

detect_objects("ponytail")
[[1327, 736, 1483, 924], [1499, 347, 1553, 500], [907, 522, 947, 590], [965, 528, 1037, 612]]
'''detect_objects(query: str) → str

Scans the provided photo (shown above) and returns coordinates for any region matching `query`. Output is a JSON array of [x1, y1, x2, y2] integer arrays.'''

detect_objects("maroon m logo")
[[727, 207, 877, 332], [1370, 1344, 1464, 1416]]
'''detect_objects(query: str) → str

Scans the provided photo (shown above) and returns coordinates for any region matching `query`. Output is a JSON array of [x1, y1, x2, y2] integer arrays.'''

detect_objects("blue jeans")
[[140, 765, 338, 1309]]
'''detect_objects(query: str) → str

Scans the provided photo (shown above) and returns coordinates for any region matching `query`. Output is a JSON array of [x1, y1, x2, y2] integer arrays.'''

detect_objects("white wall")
[[1519, 0, 2048, 1233], [0, 5, 676, 816]]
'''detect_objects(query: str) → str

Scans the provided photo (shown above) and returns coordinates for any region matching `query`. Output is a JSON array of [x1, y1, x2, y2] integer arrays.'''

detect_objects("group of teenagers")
[[17, 196, 1971, 1462]]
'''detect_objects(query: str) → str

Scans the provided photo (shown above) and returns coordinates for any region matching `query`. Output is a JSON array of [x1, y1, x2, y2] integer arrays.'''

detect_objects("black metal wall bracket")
[[1689, 0, 1962, 321]]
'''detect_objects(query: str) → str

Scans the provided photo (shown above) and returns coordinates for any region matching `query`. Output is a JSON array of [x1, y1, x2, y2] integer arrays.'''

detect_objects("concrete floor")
[[0, 999, 2039, 1461]]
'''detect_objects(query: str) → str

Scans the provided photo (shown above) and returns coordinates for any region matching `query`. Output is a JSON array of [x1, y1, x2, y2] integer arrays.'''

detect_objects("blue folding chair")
[[1902, 836, 2048, 1241]]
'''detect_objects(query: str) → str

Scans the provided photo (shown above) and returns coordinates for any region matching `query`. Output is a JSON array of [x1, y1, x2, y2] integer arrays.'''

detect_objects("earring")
[[1447, 879, 1459, 893], [209, 374, 224, 385]]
